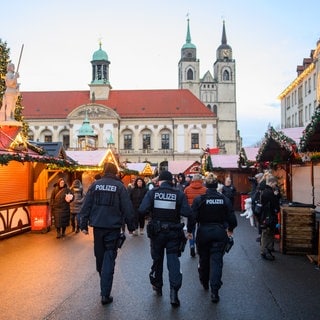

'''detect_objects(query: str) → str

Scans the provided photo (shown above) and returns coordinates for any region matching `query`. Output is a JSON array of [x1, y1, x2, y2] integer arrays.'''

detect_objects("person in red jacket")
[[184, 174, 207, 257]]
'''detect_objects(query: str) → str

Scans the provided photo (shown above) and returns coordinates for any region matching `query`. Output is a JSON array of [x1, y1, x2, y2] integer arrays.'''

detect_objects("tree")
[[0, 39, 29, 137]]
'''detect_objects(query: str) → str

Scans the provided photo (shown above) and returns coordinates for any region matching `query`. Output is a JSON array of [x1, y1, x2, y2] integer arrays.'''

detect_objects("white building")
[[278, 39, 320, 129]]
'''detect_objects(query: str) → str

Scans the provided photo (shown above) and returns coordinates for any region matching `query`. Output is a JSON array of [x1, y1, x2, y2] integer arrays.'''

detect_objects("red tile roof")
[[21, 89, 215, 119]]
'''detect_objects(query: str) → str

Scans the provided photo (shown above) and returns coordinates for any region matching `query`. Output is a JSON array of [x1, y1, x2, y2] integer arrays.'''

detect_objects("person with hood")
[[191, 173, 237, 303], [138, 170, 193, 307], [129, 177, 148, 235], [176, 173, 189, 191], [70, 179, 84, 233], [184, 174, 207, 257], [79, 162, 135, 305], [50, 177, 74, 239]]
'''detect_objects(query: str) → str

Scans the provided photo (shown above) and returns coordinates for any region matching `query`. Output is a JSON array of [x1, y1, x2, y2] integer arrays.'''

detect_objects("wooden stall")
[[280, 206, 316, 255]]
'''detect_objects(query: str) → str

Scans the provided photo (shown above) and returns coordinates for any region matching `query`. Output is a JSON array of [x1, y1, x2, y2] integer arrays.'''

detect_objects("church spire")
[[221, 20, 227, 45], [186, 18, 192, 44]]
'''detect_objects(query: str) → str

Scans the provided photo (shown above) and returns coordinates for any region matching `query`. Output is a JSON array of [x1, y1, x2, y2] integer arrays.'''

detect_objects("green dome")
[[78, 114, 95, 136], [92, 43, 108, 61]]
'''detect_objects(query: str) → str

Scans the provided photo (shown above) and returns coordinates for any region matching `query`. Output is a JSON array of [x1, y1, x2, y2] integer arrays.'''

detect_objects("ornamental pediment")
[[68, 104, 120, 120]]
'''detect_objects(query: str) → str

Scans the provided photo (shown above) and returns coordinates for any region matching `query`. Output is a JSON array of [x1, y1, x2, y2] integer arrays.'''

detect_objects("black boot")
[[56, 228, 61, 239], [170, 288, 180, 307]]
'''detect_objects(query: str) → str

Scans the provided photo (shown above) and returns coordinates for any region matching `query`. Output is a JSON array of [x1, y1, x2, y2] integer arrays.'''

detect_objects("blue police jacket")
[[80, 173, 135, 231], [138, 181, 193, 232]]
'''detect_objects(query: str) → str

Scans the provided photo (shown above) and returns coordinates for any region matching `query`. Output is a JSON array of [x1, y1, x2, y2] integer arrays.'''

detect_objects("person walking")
[[50, 178, 74, 239], [129, 177, 148, 235], [259, 175, 280, 261], [184, 174, 207, 257], [191, 173, 237, 303], [79, 162, 135, 305], [138, 170, 193, 307], [69, 179, 84, 233], [222, 176, 237, 208]]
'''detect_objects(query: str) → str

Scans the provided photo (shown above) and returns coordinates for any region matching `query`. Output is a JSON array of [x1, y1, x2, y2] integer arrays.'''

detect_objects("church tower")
[[213, 21, 239, 154], [178, 19, 240, 154], [89, 42, 112, 101], [178, 19, 200, 98]]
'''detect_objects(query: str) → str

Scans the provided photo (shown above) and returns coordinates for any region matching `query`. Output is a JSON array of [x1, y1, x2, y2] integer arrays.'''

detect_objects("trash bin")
[[240, 194, 250, 211], [29, 201, 51, 233]]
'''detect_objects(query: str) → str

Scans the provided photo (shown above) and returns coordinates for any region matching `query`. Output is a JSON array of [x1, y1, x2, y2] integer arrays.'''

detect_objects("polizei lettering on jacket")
[[206, 198, 224, 205], [154, 192, 177, 210], [95, 184, 117, 192]]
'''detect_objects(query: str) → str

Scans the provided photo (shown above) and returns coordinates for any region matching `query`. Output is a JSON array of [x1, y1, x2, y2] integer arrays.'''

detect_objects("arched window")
[[122, 130, 133, 150], [223, 70, 230, 81], [159, 129, 171, 150], [40, 129, 53, 143], [141, 129, 152, 151], [207, 104, 212, 112], [213, 105, 217, 115], [59, 129, 70, 149], [187, 68, 194, 80]]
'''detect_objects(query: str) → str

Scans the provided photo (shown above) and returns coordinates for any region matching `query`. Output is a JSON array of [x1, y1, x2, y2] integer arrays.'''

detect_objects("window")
[[124, 134, 132, 149], [44, 135, 52, 142], [191, 133, 199, 149], [187, 68, 194, 80], [143, 133, 151, 150], [161, 133, 170, 149], [223, 70, 230, 81], [62, 135, 69, 149]]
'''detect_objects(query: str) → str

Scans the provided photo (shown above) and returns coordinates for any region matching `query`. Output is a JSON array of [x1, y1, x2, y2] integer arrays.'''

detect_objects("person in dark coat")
[[129, 177, 148, 235], [80, 162, 135, 305], [191, 173, 237, 303], [222, 176, 237, 207], [139, 170, 194, 307], [50, 178, 74, 239], [70, 179, 84, 233], [260, 175, 280, 261]]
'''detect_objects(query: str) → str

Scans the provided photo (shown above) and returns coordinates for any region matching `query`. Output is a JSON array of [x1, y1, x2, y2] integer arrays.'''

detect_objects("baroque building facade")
[[21, 21, 241, 167], [278, 39, 320, 129]]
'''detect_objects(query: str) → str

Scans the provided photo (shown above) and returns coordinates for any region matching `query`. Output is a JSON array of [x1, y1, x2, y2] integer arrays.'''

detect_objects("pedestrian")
[[138, 170, 193, 307], [176, 172, 189, 191], [50, 177, 74, 239], [222, 176, 237, 207], [79, 162, 135, 305], [191, 173, 237, 303], [69, 179, 84, 233], [184, 174, 207, 257], [129, 177, 148, 235], [259, 175, 280, 261]]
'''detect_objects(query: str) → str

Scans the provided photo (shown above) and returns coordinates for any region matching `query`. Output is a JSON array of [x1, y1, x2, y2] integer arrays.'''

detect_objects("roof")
[[35, 142, 67, 159], [125, 162, 155, 175], [210, 155, 239, 168], [281, 127, 304, 145], [242, 147, 259, 161], [66, 149, 114, 166], [168, 160, 200, 175], [21, 89, 215, 119]]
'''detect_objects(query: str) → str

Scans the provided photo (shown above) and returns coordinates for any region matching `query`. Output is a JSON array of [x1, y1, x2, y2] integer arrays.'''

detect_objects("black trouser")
[[93, 227, 120, 297], [149, 230, 182, 290], [196, 224, 227, 292]]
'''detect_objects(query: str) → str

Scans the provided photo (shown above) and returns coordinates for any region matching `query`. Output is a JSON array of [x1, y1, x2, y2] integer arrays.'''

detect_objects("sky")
[[1, 0, 319, 147]]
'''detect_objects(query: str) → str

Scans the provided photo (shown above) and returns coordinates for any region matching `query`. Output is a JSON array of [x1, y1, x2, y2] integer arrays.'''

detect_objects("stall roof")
[[66, 149, 116, 167], [299, 108, 320, 152], [168, 160, 201, 175], [281, 127, 304, 145], [125, 162, 155, 175], [257, 126, 297, 162], [210, 154, 239, 169]]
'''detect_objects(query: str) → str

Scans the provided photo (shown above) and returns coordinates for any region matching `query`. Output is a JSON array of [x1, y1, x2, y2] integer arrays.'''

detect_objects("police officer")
[[139, 170, 193, 307], [80, 162, 135, 305], [191, 173, 237, 303]]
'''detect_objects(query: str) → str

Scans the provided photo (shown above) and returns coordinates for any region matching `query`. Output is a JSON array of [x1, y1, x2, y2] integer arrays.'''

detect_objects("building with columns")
[[21, 21, 241, 168], [278, 39, 320, 129]]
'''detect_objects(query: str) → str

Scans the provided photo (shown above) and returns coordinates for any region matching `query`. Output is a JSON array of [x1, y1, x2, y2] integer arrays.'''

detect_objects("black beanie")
[[158, 170, 173, 182], [103, 162, 118, 175]]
